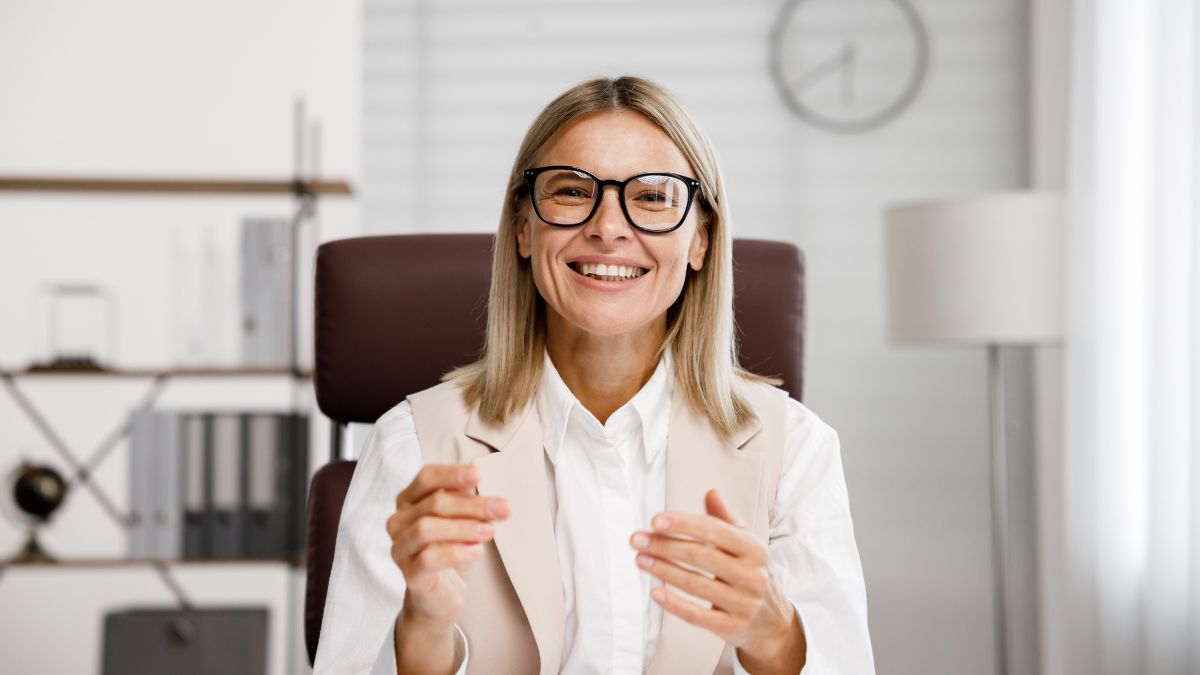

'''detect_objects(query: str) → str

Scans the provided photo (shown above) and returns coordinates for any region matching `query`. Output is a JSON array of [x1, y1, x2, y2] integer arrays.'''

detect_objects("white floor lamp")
[[883, 191, 1065, 675]]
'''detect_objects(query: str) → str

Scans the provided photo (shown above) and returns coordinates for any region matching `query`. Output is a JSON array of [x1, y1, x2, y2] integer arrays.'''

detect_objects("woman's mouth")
[[568, 261, 650, 283]]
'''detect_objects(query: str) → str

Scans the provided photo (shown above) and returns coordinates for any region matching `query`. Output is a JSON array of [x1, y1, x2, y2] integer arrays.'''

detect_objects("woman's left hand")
[[630, 489, 806, 673]]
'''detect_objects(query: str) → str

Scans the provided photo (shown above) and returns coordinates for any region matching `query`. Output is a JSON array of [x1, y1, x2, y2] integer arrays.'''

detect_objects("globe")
[[4, 462, 68, 563], [14, 464, 67, 520]]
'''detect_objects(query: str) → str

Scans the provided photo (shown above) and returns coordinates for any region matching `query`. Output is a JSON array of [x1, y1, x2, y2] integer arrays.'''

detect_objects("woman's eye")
[[556, 188, 590, 198]]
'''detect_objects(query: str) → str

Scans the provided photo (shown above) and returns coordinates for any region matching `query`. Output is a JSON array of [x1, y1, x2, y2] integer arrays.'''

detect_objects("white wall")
[[362, 1, 1029, 673], [0, 1, 359, 673]]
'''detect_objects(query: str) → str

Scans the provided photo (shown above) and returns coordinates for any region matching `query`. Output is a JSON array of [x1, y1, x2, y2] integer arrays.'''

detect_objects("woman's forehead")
[[535, 110, 694, 179]]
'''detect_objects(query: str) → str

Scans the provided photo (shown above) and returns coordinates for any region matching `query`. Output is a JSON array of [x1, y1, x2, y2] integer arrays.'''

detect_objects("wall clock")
[[769, 0, 930, 133]]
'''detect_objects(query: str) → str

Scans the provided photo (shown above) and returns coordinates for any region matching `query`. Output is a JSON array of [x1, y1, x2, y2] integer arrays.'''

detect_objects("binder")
[[151, 412, 183, 559], [246, 413, 285, 559], [239, 218, 291, 367], [279, 413, 310, 562], [151, 409, 308, 561], [210, 413, 243, 559], [128, 411, 155, 558], [181, 414, 206, 559]]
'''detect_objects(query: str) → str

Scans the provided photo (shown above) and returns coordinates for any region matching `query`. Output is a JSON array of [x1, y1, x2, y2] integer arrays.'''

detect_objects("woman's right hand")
[[387, 463, 510, 626]]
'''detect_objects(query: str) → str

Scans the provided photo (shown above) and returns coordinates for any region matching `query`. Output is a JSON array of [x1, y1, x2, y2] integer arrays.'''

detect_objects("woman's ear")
[[688, 216, 710, 271], [515, 207, 532, 259]]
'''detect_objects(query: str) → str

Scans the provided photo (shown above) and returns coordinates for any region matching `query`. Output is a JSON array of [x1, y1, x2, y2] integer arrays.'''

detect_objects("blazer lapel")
[[646, 387, 766, 675], [465, 400, 565, 675]]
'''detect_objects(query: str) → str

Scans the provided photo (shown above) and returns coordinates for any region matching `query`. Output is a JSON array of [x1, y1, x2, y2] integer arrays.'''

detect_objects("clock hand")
[[788, 43, 855, 97], [842, 44, 857, 107]]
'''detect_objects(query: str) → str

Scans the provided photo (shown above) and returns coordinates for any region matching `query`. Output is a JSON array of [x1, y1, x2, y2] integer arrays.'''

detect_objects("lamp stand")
[[988, 344, 1011, 675]]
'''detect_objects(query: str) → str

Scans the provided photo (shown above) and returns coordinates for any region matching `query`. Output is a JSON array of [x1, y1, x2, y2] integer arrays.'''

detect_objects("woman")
[[313, 76, 873, 675]]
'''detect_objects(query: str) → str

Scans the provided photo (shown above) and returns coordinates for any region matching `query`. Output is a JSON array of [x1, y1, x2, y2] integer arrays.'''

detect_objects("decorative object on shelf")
[[883, 191, 1065, 675], [2, 461, 68, 563], [170, 221, 222, 368], [240, 217, 293, 367], [769, 0, 929, 133], [30, 282, 116, 372]]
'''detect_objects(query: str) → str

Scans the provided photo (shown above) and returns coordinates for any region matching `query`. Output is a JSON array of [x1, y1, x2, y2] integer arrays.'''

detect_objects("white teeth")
[[574, 261, 647, 279]]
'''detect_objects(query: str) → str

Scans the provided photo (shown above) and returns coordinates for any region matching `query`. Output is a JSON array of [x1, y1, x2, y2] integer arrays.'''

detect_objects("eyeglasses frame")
[[522, 165, 703, 234]]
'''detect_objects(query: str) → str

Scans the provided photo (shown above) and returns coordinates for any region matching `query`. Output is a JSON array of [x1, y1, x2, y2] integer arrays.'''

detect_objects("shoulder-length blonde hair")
[[443, 75, 781, 437]]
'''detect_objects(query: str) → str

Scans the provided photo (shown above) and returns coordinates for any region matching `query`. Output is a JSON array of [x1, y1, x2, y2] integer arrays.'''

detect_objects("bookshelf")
[[1, 367, 313, 378], [0, 107, 351, 675]]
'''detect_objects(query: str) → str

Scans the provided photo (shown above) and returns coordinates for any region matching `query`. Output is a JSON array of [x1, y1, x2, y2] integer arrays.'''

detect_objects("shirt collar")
[[538, 348, 673, 466]]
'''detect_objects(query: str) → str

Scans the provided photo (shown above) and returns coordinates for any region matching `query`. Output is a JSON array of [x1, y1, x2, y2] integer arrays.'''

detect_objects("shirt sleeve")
[[311, 400, 469, 675], [732, 399, 875, 675]]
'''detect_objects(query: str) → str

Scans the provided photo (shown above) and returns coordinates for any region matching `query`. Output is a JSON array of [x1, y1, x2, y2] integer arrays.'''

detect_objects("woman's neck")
[[545, 313, 666, 425]]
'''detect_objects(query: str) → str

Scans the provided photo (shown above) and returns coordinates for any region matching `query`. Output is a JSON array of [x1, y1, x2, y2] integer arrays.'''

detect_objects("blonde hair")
[[443, 75, 781, 437]]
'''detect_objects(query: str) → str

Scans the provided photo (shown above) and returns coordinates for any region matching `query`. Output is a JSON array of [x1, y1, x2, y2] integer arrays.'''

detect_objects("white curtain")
[[1059, 0, 1200, 673]]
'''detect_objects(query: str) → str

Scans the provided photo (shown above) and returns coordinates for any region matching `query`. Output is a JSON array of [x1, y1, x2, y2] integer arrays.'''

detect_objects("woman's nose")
[[584, 185, 632, 240]]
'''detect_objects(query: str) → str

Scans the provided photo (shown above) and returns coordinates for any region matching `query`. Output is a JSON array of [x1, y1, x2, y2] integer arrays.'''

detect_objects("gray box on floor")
[[101, 607, 269, 675]]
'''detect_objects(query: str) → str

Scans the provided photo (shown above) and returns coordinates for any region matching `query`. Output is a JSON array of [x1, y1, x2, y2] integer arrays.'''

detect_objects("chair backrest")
[[305, 233, 806, 665]]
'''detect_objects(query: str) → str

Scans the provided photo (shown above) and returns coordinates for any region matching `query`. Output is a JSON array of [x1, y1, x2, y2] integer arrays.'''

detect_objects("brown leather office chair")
[[306, 233, 805, 666]]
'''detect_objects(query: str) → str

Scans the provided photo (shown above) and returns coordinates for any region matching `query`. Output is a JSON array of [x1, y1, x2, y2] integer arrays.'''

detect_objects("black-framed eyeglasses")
[[523, 165, 703, 234]]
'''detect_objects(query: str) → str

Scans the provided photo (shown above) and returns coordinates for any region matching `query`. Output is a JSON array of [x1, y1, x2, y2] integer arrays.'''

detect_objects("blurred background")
[[1, 1, 1195, 674]]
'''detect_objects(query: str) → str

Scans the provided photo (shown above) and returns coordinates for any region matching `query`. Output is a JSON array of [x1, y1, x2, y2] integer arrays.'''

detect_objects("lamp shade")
[[883, 191, 1065, 345]]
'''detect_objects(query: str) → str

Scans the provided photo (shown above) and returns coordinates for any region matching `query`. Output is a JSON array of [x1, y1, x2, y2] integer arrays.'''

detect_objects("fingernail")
[[489, 499, 510, 518], [460, 466, 478, 484], [652, 516, 671, 531], [651, 587, 666, 603], [631, 532, 649, 550], [636, 554, 653, 569], [477, 522, 493, 537]]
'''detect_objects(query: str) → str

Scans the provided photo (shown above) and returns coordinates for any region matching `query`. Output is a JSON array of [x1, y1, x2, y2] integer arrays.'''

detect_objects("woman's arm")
[[739, 403, 874, 674], [311, 401, 470, 675], [631, 401, 874, 675]]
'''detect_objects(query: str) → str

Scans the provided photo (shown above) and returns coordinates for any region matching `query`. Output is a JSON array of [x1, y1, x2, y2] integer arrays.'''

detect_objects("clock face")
[[769, 0, 929, 133]]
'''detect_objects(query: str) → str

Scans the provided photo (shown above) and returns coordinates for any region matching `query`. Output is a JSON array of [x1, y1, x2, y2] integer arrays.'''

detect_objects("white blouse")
[[313, 352, 875, 674]]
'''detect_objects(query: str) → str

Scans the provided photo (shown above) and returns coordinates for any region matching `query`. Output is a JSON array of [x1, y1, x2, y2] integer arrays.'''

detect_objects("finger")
[[396, 464, 479, 508], [650, 511, 759, 560], [389, 491, 509, 538], [705, 489, 746, 528], [651, 585, 737, 638], [636, 553, 755, 616], [403, 516, 495, 557], [631, 531, 759, 588], [404, 541, 485, 578], [415, 489, 510, 521]]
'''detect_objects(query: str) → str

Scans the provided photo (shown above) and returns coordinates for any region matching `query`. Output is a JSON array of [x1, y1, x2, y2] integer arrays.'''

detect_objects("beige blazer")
[[407, 375, 788, 675]]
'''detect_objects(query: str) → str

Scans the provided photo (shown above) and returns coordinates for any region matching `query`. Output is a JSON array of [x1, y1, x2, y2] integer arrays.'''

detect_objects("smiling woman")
[[313, 76, 875, 675], [448, 81, 780, 436]]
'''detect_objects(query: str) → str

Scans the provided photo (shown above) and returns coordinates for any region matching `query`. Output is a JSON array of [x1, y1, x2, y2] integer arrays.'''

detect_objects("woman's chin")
[[559, 312, 659, 339]]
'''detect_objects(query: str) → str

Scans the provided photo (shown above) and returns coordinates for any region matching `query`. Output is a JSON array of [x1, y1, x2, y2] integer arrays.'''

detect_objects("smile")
[[568, 261, 650, 282]]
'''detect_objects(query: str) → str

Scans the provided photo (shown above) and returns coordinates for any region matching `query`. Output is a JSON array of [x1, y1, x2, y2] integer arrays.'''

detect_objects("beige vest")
[[407, 375, 788, 675]]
